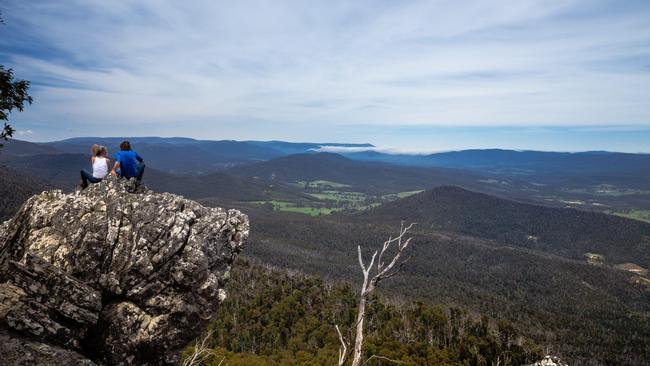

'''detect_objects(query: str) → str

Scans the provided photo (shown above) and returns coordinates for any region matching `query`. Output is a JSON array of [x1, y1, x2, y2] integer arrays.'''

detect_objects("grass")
[[295, 180, 351, 189], [307, 191, 367, 202], [251, 200, 341, 216], [611, 210, 650, 224], [252, 189, 424, 217], [563, 185, 650, 197], [398, 190, 424, 198], [382, 190, 424, 200]]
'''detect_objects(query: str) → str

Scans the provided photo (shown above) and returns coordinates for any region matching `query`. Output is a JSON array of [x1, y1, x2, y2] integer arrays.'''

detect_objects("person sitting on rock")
[[110, 140, 145, 181], [80, 145, 110, 189]]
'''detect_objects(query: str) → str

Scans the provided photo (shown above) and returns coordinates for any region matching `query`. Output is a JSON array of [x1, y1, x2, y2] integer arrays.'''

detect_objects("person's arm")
[[136, 153, 144, 163], [110, 161, 120, 176]]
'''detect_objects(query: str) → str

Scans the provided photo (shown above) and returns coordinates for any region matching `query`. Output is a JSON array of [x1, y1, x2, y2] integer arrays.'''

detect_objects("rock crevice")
[[0, 177, 249, 365]]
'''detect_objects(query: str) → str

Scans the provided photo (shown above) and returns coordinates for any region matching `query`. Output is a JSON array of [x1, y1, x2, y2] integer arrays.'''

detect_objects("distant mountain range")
[[5, 138, 649, 184], [3, 137, 650, 213], [227, 152, 485, 194], [340, 149, 650, 189]]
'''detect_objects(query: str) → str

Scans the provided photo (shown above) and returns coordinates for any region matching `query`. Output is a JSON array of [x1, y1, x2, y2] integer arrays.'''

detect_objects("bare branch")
[[182, 329, 219, 366], [363, 354, 406, 365], [377, 254, 413, 283], [347, 222, 416, 366], [335, 324, 349, 366], [357, 245, 366, 273]]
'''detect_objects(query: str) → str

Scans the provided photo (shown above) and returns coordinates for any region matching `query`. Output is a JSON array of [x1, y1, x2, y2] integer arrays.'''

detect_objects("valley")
[[1, 138, 649, 365]]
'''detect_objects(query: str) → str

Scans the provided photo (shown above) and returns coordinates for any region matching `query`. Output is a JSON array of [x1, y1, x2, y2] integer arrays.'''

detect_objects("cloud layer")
[[1, 0, 649, 143]]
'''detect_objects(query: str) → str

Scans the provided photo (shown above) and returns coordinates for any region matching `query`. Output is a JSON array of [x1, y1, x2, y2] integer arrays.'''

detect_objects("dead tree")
[[336, 222, 416, 366], [181, 329, 222, 366]]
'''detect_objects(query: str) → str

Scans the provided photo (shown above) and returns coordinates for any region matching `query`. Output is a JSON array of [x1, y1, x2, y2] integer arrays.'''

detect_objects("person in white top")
[[80, 145, 110, 189]]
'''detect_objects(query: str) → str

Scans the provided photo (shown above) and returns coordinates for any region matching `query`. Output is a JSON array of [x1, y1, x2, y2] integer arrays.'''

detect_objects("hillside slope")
[[193, 257, 543, 365], [360, 186, 650, 267], [0, 166, 52, 221], [230, 199, 650, 365], [228, 152, 484, 194]]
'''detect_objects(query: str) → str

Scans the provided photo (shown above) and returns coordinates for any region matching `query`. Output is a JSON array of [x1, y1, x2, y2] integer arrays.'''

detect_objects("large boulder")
[[0, 177, 249, 365]]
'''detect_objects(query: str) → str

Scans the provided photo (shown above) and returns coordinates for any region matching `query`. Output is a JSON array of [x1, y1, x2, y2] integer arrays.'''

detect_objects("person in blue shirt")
[[109, 140, 145, 181]]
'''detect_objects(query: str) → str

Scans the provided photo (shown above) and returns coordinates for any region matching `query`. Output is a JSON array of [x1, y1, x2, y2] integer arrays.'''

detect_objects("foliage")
[[0, 65, 33, 147], [611, 209, 650, 224], [183, 259, 542, 365], [236, 200, 650, 365]]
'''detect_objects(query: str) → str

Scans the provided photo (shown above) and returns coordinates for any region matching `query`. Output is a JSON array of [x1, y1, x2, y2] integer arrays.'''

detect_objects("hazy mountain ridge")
[[4, 138, 650, 216], [227, 152, 487, 194], [9, 138, 650, 181]]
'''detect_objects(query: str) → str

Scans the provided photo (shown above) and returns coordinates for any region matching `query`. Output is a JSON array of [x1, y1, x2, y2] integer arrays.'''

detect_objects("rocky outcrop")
[[0, 176, 249, 365], [527, 355, 569, 366]]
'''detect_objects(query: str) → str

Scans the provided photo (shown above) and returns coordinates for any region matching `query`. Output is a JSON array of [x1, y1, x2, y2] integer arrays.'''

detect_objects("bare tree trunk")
[[351, 295, 367, 366], [336, 222, 415, 366]]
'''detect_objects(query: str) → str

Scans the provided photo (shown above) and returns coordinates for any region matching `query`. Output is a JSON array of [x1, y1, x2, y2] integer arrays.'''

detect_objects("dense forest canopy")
[[183, 259, 543, 366]]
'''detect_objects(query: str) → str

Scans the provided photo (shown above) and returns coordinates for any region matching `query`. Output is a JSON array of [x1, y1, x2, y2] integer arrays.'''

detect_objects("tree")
[[336, 222, 416, 366], [1, 65, 32, 147], [1, 12, 33, 148]]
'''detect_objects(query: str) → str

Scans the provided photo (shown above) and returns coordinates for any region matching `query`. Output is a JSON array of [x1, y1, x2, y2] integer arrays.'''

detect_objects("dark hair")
[[120, 141, 131, 151]]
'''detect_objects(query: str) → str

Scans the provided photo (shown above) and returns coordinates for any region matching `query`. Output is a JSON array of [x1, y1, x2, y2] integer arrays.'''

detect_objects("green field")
[[252, 188, 427, 217], [398, 189, 425, 198], [295, 180, 351, 189], [251, 200, 341, 216], [563, 185, 650, 197], [611, 210, 650, 224], [382, 190, 424, 200], [307, 190, 367, 202]]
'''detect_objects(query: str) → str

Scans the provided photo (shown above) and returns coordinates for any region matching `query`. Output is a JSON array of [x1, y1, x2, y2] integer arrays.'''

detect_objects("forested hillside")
[[185, 258, 542, 365], [0, 166, 51, 221], [234, 203, 650, 365], [361, 186, 650, 267]]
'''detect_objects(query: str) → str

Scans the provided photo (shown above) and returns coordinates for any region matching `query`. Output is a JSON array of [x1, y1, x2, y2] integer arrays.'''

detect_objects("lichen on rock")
[[0, 176, 249, 365]]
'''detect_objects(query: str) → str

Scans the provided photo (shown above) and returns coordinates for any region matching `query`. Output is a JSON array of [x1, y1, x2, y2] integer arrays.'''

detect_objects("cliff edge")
[[0, 177, 249, 365]]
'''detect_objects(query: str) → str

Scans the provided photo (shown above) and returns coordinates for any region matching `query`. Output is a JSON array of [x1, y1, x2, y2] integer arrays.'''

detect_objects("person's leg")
[[80, 170, 91, 188], [88, 176, 102, 185], [136, 163, 146, 182]]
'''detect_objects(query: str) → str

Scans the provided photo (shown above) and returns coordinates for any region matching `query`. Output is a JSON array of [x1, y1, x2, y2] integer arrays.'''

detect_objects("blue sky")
[[1, 0, 649, 152]]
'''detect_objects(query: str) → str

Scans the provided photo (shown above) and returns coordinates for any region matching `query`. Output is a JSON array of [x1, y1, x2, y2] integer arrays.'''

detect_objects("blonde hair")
[[91, 144, 100, 156], [96, 145, 107, 156]]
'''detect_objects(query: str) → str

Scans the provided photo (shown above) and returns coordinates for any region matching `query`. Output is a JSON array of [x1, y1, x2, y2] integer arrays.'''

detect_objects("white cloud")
[[1, 0, 650, 141], [315, 145, 448, 155], [15, 129, 35, 136]]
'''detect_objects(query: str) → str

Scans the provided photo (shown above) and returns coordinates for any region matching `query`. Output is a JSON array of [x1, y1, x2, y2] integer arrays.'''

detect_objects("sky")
[[1, 0, 650, 152]]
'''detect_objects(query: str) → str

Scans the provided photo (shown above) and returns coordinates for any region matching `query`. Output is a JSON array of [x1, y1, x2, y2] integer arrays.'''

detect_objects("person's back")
[[111, 140, 145, 181], [80, 145, 109, 189], [114, 150, 141, 178], [92, 155, 109, 179]]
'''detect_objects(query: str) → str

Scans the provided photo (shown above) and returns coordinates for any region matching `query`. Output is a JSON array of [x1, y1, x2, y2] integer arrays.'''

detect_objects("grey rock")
[[0, 176, 249, 365], [527, 355, 569, 366], [0, 327, 96, 366]]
